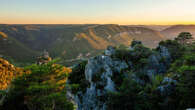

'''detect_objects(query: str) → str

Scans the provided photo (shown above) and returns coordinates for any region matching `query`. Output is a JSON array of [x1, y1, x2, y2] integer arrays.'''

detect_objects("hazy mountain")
[[161, 25, 195, 39], [0, 24, 165, 65], [128, 25, 171, 31]]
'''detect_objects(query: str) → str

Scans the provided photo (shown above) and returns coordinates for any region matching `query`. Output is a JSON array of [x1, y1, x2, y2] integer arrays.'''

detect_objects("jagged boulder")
[[71, 41, 178, 110], [36, 50, 52, 65], [69, 36, 194, 110], [74, 55, 128, 110], [143, 45, 172, 79], [157, 77, 177, 96], [105, 46, 116, 56], [158, 45, 172, 62], [162, 77, 177, 84]]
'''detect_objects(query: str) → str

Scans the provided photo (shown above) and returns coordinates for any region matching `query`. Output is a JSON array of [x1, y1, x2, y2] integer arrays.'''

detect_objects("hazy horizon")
[[1, 0, 195, 25], [1, 23, 195, 26]]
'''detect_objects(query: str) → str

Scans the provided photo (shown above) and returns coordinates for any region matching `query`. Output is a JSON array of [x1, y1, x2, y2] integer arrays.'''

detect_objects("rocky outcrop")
[[146, 45, 171, 78], [71, 41, 173, 110], [104, 46, 116, 56], [157, 77, 177, 96], [36, 50, 52, 65], [74, 55, 128, 110]]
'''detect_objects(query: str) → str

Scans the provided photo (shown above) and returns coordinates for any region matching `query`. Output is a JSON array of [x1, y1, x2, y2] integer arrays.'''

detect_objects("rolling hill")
[[161, 25, 195, 39], [0, 24, 165, 66], [128, 25, 171, 31], [0, 31, 39, 64]]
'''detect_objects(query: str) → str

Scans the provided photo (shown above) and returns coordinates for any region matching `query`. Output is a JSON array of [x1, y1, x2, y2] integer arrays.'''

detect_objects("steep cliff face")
[[74, 55, 128, 110], [68, 40, 174, 110]]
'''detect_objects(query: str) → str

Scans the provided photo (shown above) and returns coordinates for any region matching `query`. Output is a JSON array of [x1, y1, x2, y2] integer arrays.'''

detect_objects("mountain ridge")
[[0, 24, 165, 65], [161, 25, 195, 39], [2, 24, 194, 66]]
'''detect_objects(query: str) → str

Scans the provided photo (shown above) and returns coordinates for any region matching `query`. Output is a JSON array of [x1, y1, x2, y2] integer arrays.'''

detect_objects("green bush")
[[158, 40, 185, 60], [175, 32, 193, 45], [0, 60, 74, 110], [106, 78, 143, 110], [130, 44, 152, 61], [111, 45, 131, 62], [167, 43, 195, 109], [107, 38, 195, 110], [112, 44, 152, 66]]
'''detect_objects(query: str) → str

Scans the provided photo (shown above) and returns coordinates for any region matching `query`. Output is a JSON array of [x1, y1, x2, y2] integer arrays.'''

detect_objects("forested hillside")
[[0, 32, 194, 110], [0, 24, 165, 66]]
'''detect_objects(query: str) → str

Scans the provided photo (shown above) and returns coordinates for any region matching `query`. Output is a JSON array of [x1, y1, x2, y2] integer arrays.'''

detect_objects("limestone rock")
[[75, 55, 128, 110], [37, 50, 52, 65], [105, 46, 116, 56]]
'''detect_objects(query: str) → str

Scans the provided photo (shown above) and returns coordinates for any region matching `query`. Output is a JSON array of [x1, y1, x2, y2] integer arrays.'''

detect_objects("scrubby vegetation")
[[0, 58, 26, 90], [0, 60, 74, 110], [0, 32, 194, 110], [66, 32, 195, 110], [106, 33, 195, 110], [111, 43, 152, 66], [169, 43, 195, 109]]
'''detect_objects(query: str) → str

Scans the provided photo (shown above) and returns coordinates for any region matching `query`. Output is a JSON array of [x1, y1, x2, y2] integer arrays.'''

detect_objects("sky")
[[0, 0, 195, 25]]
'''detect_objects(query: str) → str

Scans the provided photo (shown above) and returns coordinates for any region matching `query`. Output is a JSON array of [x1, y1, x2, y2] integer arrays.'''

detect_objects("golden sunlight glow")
[[1, 0, 195, 25]]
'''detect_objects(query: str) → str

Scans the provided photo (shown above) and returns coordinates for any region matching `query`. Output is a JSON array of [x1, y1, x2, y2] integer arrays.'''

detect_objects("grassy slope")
[[0, 37, 39, 63]]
